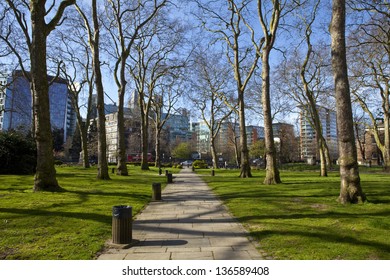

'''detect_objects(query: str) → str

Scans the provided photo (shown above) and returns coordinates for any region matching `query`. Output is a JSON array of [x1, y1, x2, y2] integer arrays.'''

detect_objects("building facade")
[[163, 113, 191, 144], [0, 74, 7, 131], [246, 125, 265, 146], [300, 106, 338, 163], [0, 71, 76, 141]]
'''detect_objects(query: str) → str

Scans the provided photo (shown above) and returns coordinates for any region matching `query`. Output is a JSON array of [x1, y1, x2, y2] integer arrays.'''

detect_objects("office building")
[[0, 70, 76, 141], [300, 106, 338, 162]]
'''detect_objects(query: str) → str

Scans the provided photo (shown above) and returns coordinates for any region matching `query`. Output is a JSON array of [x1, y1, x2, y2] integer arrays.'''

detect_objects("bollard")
[[192, 166, 195, 172], [152, 183, 162, 201], [159, 168, 162, 175], [112, 205, 132, 244], [112, 167, 115, 174], [165, 170, 169, 176], [211, 169, 215, 176], [167, 173, 173, 183]]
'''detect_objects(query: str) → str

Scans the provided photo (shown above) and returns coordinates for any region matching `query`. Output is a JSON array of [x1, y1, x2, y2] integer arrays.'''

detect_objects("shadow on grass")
[[214, 188, 339, 201], [62, 188, 151, 200], [251, 229, 390, 256], [0, 207, 112, 225], [238, 210, 390, 222]]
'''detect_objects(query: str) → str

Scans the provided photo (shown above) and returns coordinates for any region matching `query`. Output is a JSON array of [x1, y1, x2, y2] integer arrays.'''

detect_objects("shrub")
[[54, 160, 63, 166], [193, 160, 208, 169], [0, 131, 37, 174]]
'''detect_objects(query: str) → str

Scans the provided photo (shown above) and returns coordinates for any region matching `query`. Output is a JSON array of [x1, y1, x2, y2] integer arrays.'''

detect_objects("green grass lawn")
[[2, 164, 389, 260], [197, 168, 390, 260], [0, 165, 170, 260]]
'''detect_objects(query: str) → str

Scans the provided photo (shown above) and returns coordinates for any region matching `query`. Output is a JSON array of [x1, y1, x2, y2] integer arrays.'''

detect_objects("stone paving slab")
[[97, 168, 263, 260]]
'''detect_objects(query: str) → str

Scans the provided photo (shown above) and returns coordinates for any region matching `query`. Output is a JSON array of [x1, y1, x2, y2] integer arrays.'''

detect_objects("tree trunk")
[[30, 1, 60, 191], [116, 84, 128, 176], [140, 103, 150, 171], [262, 50, 281, 184], [78, 121, 90, 168], [318, 138, 328, 177], [330, 0, 365, 203], [238, 92, 252, 177], [155, 126, 161, 168], [141, 121, 150, 170], [382, 112, 390, 171], [210, 135, 218, 169], [92, 0, 110, 180]]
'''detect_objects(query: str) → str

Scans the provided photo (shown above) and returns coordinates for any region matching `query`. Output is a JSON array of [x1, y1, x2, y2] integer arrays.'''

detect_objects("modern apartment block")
[[0, 70, 76, 142], [246, 125, 265, 146], [0, 74, 7, 131], [300, 106, 338, 163], [163, 112, 191, 144]]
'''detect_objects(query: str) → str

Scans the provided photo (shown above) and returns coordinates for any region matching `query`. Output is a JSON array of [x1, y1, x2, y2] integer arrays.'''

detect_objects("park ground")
[[0, 164, 389, 260]]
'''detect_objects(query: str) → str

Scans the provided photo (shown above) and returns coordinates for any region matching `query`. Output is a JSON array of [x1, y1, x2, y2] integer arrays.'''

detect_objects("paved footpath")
[[98, 168, 264, 260]]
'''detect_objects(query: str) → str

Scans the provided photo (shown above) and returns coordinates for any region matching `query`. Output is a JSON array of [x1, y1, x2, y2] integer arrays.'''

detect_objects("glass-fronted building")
[[300, 105, 338, 162], [0, 70, 76, 141]]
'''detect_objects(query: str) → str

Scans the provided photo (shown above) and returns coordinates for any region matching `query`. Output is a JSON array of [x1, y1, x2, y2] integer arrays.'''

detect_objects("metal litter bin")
[[112, 205, 132, 244], [167, 173, 173, 183], [152, 183, 162, 201]]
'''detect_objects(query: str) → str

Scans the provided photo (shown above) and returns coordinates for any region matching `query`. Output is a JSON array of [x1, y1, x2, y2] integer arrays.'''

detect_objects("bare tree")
[[54, 14, 95, 168], [190, 51, 236, 169], [277, 0, 333, 176], [2, 0, 75, 191], [330, 0, 365, 203], [257, 0, 284, 184], [348, 4, 390, 171], [128, 12, 187, 170], [195, 0, 264, 178], [76, 1, 110, 180], [150, 75, 182, 168], [105, 0, 166, 175]]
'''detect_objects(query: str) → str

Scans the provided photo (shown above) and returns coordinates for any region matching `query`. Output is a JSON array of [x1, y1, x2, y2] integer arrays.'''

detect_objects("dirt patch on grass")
[[310, 203, 329, 211], [0, 248, 16, 260]]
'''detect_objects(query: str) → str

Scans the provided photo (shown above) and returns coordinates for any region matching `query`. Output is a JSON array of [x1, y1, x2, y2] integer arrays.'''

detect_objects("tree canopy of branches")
[[189, 50, 236, 169], [276, 0, 333, 176], [75, 1, 111, 180], [105, 0, 167, 174], [348, 1, 390, 171], [194, 0, 263, 178], [54, 7, 95, 168], [127, 9, 187, 170]]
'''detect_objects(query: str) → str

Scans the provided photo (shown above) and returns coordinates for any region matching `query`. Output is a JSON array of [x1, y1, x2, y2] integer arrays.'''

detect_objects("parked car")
[[180, 160, 193, 167]]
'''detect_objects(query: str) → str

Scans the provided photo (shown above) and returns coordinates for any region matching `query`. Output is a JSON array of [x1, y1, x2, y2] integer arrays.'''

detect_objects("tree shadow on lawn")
[[251, 228, 390, 258], [238, 209, 390, 222], [212, 182, 390, 204], [215, 188, 339, 201], [62, 188, 151, 200], [0, 207, 112, 225]]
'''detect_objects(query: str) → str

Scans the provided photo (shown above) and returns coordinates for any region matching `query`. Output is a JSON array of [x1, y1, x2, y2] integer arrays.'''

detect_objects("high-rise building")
[[0, 73, 8, 131], [300, 106, 338, 162], [0, 70, 76, 141], [163, 113, 191, 144], [246, 125, 265, 146]]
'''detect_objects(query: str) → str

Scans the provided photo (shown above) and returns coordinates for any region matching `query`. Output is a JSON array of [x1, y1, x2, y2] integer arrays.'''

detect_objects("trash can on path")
[[152, 183, 162, 201], [112, 205, 132, 244], [167, 173, 173, 183]]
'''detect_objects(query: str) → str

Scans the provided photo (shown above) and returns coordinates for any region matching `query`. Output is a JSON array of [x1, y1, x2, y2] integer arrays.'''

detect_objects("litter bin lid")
[[112, 205, 132, 218]]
